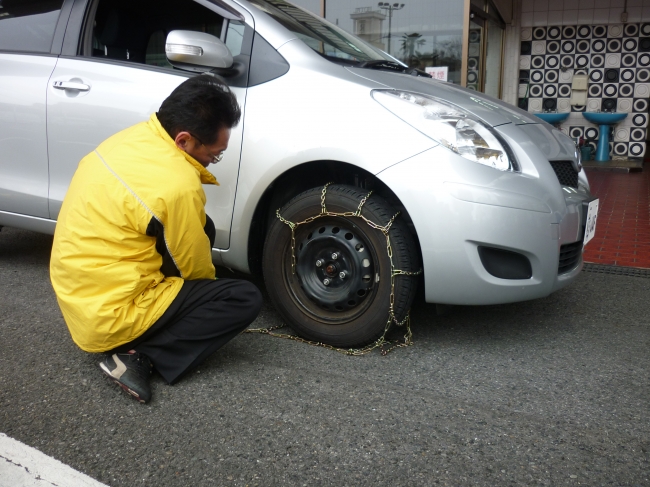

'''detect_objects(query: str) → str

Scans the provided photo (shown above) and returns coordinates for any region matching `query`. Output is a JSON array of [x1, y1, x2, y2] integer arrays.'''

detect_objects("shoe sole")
[[99, 363, 147, 404]]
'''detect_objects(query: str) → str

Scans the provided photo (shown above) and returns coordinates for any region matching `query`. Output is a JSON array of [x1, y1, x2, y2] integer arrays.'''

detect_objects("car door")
[[47, 0, 252, 249], [0, 0, 72, 221]]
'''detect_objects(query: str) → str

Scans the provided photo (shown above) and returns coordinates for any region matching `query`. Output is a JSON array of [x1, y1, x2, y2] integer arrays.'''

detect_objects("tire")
[[263, 184, 420, 348]]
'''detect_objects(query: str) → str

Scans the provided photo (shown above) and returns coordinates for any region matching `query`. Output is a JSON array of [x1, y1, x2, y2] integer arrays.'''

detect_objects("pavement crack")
[[0, 454, 59, 486]]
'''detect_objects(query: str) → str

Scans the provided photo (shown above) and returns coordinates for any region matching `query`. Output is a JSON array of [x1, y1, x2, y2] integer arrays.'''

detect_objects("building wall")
[[505, 0, 650, 160]]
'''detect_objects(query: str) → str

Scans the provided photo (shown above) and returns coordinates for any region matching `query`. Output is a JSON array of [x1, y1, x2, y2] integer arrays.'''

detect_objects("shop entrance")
[[465, 0, 505, 97]]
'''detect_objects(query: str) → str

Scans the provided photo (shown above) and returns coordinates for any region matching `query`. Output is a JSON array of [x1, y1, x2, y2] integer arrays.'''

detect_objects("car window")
[[0, 0, 65, 53], [86, 0, 232, 69], [224, 20, 246, 57]]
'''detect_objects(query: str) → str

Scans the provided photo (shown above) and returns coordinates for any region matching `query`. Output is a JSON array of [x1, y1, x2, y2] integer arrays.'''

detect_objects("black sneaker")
[[99, 351, 153, 403]]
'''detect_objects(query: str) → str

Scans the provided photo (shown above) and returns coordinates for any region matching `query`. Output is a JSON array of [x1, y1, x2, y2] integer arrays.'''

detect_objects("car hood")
[[346, 67, 541, 128]]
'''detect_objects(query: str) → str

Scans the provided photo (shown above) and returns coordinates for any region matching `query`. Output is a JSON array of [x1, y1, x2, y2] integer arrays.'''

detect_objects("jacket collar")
[[148, 113, 219, 186]]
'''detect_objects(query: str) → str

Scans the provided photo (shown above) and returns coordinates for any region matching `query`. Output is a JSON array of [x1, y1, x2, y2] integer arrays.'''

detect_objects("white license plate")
[[584, 199, 599, 246]]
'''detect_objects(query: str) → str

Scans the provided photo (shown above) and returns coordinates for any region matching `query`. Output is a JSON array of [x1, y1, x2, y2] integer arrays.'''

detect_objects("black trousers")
[[114, 278, 262, 384]]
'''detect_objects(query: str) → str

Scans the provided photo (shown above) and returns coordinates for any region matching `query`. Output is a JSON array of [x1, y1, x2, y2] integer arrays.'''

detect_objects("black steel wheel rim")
[[282, 218, 380, 324]]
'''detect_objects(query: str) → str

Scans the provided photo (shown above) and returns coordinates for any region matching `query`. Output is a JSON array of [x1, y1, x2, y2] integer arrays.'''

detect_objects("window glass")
[[225, 20, 246, 56], [288, 0, 464, 83], [89, 0, 227, 68], [247, 0, 392, 63], [0, 0, 64, 53]]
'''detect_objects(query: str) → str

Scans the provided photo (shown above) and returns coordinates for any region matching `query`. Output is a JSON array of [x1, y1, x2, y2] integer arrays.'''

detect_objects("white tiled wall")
[[521, 0, 650, 27]]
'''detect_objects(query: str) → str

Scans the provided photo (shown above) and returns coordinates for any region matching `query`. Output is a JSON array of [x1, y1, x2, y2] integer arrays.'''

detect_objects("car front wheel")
[[263, 184, 420, 348]]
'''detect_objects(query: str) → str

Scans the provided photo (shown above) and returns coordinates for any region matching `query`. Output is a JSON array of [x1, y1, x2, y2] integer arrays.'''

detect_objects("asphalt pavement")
[[1, 226, 649, 486]]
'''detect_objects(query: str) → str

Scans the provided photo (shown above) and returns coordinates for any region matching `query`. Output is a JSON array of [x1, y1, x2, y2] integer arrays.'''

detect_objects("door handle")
[[53, 81, 90, 91]]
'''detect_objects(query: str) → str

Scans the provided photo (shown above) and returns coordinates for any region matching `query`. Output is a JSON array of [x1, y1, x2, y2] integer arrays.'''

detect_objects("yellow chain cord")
[[246, 183, 422, 356]]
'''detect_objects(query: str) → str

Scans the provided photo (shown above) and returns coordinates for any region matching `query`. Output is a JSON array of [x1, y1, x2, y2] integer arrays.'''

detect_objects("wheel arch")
[[247, 159, 422, 276]]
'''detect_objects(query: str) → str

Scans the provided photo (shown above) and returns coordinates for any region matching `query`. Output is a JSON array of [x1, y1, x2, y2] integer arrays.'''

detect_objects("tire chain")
[[245, 183, 422, 356]]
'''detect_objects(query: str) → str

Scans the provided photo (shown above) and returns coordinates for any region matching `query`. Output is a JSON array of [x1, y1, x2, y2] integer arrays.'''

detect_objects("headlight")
[[372, 89, 514, 171]]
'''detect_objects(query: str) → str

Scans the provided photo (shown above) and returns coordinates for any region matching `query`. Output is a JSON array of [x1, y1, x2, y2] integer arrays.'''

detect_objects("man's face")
[[175, 127, 231, 168]]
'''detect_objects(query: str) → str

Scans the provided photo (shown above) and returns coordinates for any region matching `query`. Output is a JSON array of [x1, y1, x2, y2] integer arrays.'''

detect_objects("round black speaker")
[[640, 38, 650, 51], [602, 98, 617, 111], [543, 98, 557, 110], [604, 69, 619, 82]]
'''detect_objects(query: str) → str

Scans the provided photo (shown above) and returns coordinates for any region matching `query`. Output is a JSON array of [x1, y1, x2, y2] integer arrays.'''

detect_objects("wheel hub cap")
[[296, 224, 374, 312]]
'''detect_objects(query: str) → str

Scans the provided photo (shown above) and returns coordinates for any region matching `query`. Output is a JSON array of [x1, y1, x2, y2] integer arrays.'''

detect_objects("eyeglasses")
[[189, 133, 224, 163]]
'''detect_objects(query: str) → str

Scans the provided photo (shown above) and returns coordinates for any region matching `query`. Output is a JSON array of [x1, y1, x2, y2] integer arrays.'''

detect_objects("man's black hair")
[[157, 75, 241, 145]]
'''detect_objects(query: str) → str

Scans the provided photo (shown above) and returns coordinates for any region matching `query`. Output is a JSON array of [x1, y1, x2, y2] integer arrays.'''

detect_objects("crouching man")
[[50, 75, 262, 403]]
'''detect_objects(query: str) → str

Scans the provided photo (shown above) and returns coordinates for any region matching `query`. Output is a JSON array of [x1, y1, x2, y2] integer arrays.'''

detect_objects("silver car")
[[0, 0, 596, 347]]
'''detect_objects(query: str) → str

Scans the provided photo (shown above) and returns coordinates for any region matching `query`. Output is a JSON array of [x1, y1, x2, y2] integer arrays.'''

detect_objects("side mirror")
[[165, 30, 234, 72]]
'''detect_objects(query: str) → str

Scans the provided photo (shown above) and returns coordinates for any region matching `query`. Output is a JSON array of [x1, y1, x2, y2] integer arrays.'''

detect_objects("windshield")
[[246, 0, 393, 64]]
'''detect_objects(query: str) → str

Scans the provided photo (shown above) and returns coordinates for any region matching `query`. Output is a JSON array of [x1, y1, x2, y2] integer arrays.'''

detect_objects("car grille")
[[549, 161, 578, 188], [558, 241, 582, 274]]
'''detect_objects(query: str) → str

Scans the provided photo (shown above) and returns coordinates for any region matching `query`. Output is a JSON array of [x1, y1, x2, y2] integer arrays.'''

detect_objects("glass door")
[[465, 1, 504, 96], [467, 16, 484, 91]]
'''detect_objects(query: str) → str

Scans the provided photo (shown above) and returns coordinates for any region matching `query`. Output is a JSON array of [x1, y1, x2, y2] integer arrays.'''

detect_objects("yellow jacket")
[[50, 114, 218, 352]]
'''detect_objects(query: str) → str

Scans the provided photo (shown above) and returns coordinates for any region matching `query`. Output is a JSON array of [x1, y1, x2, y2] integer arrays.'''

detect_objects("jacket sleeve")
[[156, 187, 216, 281]]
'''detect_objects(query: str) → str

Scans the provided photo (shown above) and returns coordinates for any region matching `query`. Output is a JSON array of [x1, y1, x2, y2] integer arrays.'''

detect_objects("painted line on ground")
[[0, 433, 108, 487]]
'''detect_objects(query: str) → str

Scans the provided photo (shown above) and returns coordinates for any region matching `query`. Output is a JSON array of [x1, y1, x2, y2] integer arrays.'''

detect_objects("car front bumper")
[[377, 144, 592, 306]]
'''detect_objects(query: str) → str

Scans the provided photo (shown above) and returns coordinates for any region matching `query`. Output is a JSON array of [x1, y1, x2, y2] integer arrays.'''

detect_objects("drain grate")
[[582, 263, 650, 278]]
